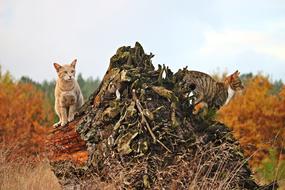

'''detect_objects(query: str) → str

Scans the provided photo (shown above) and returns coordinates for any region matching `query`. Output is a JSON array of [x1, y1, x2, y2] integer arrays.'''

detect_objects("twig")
[[157, 139, 172, 153], [132, 89, 172, 153], [132, 89, 157, 143]]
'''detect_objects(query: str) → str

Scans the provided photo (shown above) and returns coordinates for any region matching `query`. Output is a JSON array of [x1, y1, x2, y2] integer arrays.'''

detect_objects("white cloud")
[[199, 28, 285, 61], [1, 0, 285, 81]]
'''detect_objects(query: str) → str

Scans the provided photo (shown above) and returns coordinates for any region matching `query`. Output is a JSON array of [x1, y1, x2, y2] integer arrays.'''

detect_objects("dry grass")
[[0, 161, 61, 190], [52, 141, 264, 190], [1, 143, 283, 190], [0, 145, 61, 190], [1, 148, 283, 190]]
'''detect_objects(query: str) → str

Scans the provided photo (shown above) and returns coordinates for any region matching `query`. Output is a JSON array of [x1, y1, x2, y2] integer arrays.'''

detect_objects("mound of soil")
[[48, 42, 277, 190]]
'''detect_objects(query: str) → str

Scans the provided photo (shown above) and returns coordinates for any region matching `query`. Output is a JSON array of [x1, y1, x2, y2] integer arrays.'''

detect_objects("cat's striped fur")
[[183, 70, 244, 109]]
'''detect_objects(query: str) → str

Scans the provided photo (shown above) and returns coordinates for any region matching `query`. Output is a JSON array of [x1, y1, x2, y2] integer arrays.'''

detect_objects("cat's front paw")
[[68, 116, 74, 122], [60, 121, 67, 126], [53, 122, 61, 128]]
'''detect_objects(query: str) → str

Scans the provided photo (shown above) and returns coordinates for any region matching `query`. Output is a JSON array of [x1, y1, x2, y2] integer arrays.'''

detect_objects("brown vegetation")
[[0, 72, 59, 189], [0, 143, 61, 190], [218, 75, 285, 167], [0, 73, 54, 160]]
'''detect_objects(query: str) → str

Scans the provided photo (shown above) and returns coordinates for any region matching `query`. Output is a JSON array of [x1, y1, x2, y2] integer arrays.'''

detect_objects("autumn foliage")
[[218, 75, 285, 167], [0, 72, 54, 161]]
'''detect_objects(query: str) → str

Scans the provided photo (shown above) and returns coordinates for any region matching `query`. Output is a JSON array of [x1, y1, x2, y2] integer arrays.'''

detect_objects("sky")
[[0, 0, 285, 82]]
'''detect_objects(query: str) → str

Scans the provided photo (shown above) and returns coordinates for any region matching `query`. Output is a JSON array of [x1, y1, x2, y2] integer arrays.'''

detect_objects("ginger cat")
[[53, 59, 84, 127], [183, 70, 244, 110]]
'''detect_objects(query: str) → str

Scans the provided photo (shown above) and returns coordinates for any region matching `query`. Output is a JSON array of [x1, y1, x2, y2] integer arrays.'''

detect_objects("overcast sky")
[[0, 0, 285, 82]]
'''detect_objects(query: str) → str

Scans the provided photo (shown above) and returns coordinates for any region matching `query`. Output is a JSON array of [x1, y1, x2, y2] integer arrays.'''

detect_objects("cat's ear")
[[237, 70, 241, 75], [71, 59, 77, 68], [233, 70, 240, 77], [53, 63, 62, 72]]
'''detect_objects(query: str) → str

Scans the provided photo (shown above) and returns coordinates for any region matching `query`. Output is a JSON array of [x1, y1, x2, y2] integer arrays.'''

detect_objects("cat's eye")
[[71, 70, 75, 73], [64, 71, 68, 74]]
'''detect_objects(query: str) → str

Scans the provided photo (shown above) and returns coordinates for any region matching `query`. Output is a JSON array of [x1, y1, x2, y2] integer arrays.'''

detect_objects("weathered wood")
[[48, 42, 278, 190]]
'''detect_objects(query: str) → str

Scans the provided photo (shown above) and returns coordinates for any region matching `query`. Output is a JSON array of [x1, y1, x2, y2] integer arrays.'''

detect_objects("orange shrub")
[[218, 75, 285, 167], [0, 75, 54, 160]]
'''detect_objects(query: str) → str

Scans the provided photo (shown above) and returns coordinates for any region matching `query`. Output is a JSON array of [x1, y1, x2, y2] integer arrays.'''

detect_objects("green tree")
[[0, 66, 13, 84], [257, 148, 285, 183], [270, 80, 283, 95], [77, 73, 100, 100]]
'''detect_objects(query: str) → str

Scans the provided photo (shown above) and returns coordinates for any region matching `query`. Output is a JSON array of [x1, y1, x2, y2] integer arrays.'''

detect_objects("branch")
[[132, 89, 172, 153]]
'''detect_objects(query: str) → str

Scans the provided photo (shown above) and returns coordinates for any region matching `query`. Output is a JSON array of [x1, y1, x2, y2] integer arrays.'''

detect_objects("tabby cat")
[[182, 70, 244, 109]]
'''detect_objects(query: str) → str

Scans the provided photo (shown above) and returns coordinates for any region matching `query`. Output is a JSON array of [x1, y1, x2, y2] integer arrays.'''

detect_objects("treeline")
[[19, 73, 101, 109]]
